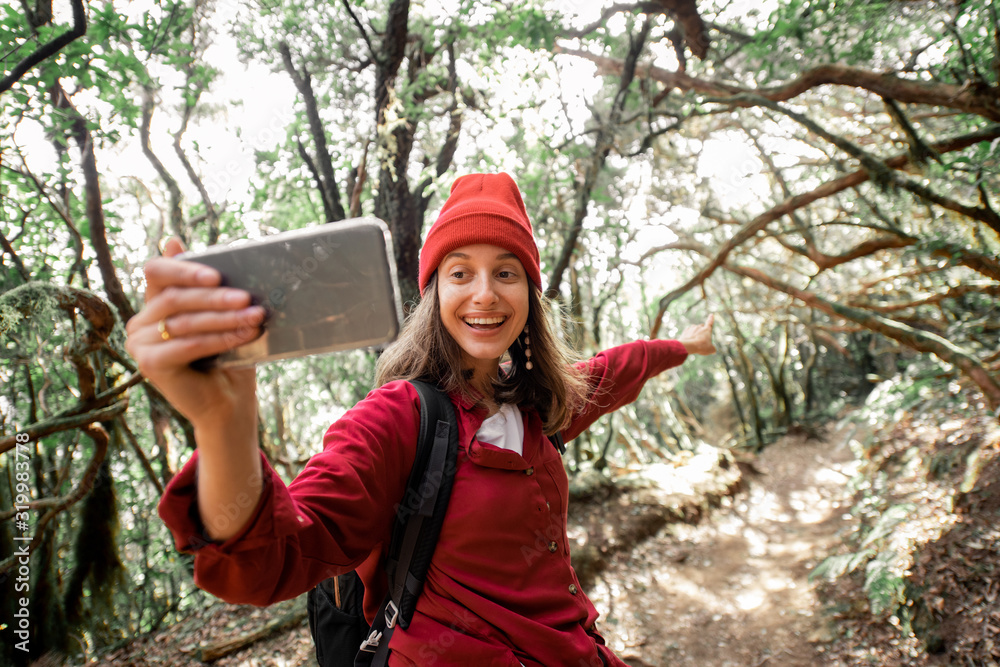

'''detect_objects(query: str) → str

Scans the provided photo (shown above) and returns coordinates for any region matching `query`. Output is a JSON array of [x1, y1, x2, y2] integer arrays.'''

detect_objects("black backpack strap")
[[387, 380, 458, 619], [551, 430, 565, 455], [357, 380, 458, 667]]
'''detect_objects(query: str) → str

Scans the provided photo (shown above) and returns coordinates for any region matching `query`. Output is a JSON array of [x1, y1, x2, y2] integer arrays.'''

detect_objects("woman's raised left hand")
[[678, 314, 716, 355]]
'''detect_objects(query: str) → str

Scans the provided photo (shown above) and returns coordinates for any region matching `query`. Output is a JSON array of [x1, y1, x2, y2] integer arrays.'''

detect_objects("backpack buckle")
[[385, 600, 400, 629], [359, 629, 382, 652]]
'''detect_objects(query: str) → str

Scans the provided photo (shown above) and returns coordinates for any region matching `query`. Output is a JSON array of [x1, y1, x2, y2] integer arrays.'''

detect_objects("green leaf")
[[860, 504, 914, 548]]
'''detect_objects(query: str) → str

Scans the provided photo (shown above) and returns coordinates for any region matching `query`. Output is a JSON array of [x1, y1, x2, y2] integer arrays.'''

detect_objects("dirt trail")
[[590, 428, 860, 666]]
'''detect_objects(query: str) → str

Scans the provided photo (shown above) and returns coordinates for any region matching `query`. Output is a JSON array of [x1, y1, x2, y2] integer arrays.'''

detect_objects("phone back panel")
[[182, 218, 402, 366]]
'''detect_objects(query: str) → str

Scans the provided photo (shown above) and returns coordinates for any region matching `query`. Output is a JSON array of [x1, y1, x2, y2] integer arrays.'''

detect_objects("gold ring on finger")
[[158, 318, 171, 341]]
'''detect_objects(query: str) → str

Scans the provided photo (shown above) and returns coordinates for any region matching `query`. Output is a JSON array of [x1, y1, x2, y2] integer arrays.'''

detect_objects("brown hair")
[[374, 273, 588, 434]]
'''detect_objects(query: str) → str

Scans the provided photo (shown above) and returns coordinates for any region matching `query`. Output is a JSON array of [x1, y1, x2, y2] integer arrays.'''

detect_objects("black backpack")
[[307, 380, 459, 667], [306, 380, 565, 667]]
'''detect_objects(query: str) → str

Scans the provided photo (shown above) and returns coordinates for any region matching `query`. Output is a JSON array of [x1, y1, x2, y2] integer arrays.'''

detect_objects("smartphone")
[[180, 217, 403, 367]]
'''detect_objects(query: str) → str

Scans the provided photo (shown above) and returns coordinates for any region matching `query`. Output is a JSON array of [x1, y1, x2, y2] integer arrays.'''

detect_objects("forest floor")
[[577, 425, 857, 667], [81, 404, 1000, 667]]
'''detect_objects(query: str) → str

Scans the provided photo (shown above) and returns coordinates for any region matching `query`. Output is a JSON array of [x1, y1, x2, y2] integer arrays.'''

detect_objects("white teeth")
[[464, 316, 506, 325]]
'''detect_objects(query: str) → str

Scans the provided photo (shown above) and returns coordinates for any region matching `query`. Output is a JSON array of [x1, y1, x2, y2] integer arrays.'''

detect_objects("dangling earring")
[[523, 325, 533, 370]]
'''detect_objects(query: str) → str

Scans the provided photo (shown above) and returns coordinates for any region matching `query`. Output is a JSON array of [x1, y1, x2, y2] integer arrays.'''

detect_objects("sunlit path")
[[591, 430, 857, 666]]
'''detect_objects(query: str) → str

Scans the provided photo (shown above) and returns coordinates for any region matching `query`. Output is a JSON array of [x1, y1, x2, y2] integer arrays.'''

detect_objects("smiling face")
[[436, 243, 530, 389]]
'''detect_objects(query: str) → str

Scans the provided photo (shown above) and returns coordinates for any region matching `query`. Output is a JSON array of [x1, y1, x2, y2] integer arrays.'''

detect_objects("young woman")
[[126, 173, 716, 666]]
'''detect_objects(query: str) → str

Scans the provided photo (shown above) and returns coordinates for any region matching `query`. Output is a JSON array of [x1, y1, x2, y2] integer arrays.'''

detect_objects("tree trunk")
[[0, 0, 84, 93], [801, 331, 818, 416], [371, 0, 422, 303], [728, 319, 766, 451], [197, 600, 308, 662], [720, 346, 749, 441], [279, 43, 346, 225], [50, 80, 136, 323], [141, 87, 187, 245], [753, 343, 791, 429]]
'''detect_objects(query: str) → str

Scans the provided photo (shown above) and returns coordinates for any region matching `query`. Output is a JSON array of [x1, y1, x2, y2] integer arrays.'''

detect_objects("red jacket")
[[159, 339, 689, 666]]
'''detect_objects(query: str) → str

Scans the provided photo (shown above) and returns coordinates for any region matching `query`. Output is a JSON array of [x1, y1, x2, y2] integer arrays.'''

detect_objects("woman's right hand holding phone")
[[124, 238, 266, 431]]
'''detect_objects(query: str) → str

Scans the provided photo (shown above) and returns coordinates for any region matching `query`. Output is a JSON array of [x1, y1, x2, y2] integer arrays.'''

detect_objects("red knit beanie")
[[418, 173, 541, 295]]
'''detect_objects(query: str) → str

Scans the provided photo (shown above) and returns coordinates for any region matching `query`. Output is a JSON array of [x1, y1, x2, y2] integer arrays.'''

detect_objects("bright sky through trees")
[[10, 0, 770, 242]]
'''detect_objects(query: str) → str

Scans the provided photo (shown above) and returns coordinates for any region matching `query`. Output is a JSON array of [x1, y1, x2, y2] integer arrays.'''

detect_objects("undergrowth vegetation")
[[811, 376, 1000, 664]]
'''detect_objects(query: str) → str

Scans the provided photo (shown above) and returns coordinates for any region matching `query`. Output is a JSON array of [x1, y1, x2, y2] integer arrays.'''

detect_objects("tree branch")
[[296, 138, 331, 217], [929, 242, 1000, 282], [347, 143, 368, 218], [547, 20, 651, 299], [173, 82, 220, 245], [725, 263, 1000, 412], [883, 97, 940, 165], [51, 80, 137, 322], [793, 234, 916, 272], [197, 599, 308, 662], [561, 1, 709, 58], [650, 0, 709, 59], [117, 416, 165, 495], [722, 93, 1000, 234], [417, 40, 462, 208], [279, 42, 346, 223], [744, 123, 817, 246], [8, 144, 87, 284], [649, 124, 1000, 336], [340, 0, 374, 58], [0, 401, 124, 457], [141, 87, 187, 245], [0, 281, 116, 358], [847, 282, 1000, 314], [556, 48, 1000, 122], [0, 0, 85, 94], [0, 226, 30, 281], [434, 42, 463, 178], [561, 3, 653, 39]]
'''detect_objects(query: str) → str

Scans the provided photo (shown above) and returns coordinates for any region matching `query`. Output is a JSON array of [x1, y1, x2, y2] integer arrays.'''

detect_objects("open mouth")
[[463, 316, 507, 330]]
